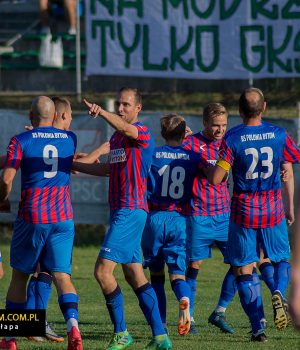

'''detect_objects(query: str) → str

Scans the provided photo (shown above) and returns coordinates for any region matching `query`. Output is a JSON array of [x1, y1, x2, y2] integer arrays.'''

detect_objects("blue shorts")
[[186, 213, 229, 261], [10, 218, 75, 274], [99, 209, 147, 264], [228, 220, 290, 266], [0, 251, 2, 263], [142, 211, 187, 275]]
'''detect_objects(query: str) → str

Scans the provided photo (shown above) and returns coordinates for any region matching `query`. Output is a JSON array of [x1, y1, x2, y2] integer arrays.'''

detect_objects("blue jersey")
[[147, 145, 205, 212], [218, 121, 300, 228], [5, 126, 77, 224]]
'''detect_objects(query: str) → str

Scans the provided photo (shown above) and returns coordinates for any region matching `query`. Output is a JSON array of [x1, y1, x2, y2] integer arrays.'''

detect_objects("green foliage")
[[0, 244, 299, 349]]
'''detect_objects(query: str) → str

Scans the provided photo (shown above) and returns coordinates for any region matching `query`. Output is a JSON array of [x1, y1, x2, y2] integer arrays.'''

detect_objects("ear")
[[262, 101, 266, 113], [136, 103, 142, 113], [61, 112, 66, 120]]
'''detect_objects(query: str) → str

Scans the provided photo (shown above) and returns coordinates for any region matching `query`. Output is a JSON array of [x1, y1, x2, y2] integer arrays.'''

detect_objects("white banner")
[[85, 0, 300, 79]]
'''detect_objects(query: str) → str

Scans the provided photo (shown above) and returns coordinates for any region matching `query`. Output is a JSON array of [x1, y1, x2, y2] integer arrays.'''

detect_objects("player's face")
[[115, 91, 141, 124], [203, 114, 227, 140]]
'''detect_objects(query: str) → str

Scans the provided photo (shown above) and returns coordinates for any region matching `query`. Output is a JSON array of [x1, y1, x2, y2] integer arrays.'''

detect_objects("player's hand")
[[280, 169, 288, 182], [72, 153, 88, 174], [185, 126, 193, 137], [286, 210, 295, 226], [74, 152, 88, 160], [84, 99, 103, 118], [25, 125, 33, 131], [0, 199, 10, 213]]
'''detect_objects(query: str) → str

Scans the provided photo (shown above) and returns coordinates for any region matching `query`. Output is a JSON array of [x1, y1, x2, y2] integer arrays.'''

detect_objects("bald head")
[[30, 96, 55, 126], [239, 88, 265, 119]]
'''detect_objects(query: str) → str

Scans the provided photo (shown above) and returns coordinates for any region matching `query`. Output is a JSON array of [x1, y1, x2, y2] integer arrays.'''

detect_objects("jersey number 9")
[[43, 145, 58, 178]]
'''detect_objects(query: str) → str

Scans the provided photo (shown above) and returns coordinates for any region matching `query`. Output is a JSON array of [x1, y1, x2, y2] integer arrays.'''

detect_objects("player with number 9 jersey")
[[5, 126, 76, 224]]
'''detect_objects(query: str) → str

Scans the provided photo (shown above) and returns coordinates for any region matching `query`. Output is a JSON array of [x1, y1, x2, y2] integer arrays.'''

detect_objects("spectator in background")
[[39, 0, 77, 35]]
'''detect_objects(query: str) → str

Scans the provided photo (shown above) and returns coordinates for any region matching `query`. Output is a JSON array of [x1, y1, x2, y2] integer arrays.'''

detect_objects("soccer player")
[[290, 184, 300, 330], [25, 96, 75, 344], [142, 114, 207, 336], [182, 103, 236, 334], [0, 96, 83, 350], [208, 87, 300, 341], [73, 87, 172, 350]]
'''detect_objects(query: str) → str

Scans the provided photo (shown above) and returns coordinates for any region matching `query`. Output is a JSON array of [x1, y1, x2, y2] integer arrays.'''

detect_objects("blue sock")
[[259, 262, 275, 294], [6, 300, 27, 310], [273, 261, 291, 299], [135, 283, 165, 336], [59, 293, 78, 322], [150, 274, 167, 324], [217, 267, 237, 308], [35, 273, 52, 309], [26, 276, 37, 309], [186, 267, 198, 318], [171, 278, 191, 301], [236, 275, 262, 334], [104, 285, 126, 333], [252, 269, 265, 321]]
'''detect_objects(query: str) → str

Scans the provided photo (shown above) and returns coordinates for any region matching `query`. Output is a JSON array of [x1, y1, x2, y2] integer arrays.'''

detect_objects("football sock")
[[216, 267, 237, 309], [186, 267, 198, 317], [104, 285, 126, 333], [171, 278, 191, 301], [35, 272, 53, 309], [135, 283, 166, 336], [252, 268, 265, 321], [273, 261, 291, 298], [236, 274, 262, 334], [59, 293, 79, 331], [6, 300, 26, 310], [26, 275, 37, 309], [259, 262, 275, 293], [150, 274, 167, 324]]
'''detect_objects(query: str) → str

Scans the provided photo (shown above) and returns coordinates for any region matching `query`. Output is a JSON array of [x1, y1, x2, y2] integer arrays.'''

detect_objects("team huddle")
[[0, 87, 299, 350]]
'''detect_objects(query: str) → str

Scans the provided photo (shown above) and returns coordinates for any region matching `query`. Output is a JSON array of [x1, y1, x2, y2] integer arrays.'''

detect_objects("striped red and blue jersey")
[[218, 121, 300, 228], [147, 145, 206, 212], [109, 121, 154, 211], [182, 132, 230, 216], [5, 126, 76, 224]]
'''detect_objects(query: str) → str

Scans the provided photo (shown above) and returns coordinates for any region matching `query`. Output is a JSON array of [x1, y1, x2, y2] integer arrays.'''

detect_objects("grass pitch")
[[0, 244, 299, 350]]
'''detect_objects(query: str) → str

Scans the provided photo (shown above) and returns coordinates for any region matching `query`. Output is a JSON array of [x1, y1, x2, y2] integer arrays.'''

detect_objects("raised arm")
[[83, 99, 139, 140]]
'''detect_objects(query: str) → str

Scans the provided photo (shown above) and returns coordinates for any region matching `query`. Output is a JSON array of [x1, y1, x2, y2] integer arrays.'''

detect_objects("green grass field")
[[0, 243, 299, 350]]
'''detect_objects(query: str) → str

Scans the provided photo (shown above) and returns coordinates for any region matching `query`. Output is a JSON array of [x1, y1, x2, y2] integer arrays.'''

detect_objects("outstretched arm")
[[75, 142, 110, 164], [72, 162, 110, 177], [83, 99, 138, 140]]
